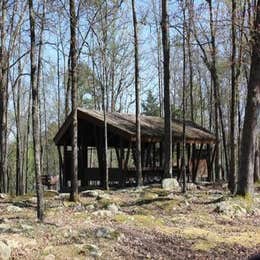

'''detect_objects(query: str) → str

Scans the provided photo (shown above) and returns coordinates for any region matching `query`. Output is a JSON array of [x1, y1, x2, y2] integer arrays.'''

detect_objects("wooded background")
[[0, 0, 259, 204]]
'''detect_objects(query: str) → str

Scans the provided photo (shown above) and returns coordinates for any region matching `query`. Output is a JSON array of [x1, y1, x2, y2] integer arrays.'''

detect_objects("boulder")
[[80, 190, 102, 198], [57, 193, 70, 200], [44, 190, 59, 197], [186, 183, 197, 191], [139, 191, 158, 201], [43, 254, 55, 260], [7, 205, 22, 213], [86, 204, 95, 211], [214, 201, 247, 217], [86, 244, 102, 257], [20, 224, 33, 231], [0, 241, 11, 260], [106, 204, 119, 214], [0, 224, 11, 233], [96, 227, 115, 238], [97, 193, 111, 200], [162, 178, 180, 191], [252, 208, 260, 216], [92, 210, 113, 218], [0, 193, 8, 199]]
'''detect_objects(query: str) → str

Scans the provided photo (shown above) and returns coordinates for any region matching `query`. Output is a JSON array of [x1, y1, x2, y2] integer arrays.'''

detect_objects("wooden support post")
[[191, 143, 196, 183], [124, 142, 131, 186], [172, 143, 175, 166], [206, 144, 211, 182], [193, 144, 204, 183], [96, 128, 104, 187], [145, 143, 152, 167], [58, 146, 63, 192], [187, 144, 191, 182], [119, 138, 125, 187], [152, 143, 156, 169], [210, 144, 217, 182], [159, 142, 163, 168], [81, 146, 88, 187], [177, 143, 180, 171]]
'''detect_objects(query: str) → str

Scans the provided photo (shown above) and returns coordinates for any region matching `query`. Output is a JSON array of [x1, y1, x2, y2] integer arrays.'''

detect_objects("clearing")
[[0, 183, 260, 259]]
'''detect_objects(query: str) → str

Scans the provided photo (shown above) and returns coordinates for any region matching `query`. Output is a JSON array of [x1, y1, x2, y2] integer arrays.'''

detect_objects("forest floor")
[[1, 182, 260, 260]]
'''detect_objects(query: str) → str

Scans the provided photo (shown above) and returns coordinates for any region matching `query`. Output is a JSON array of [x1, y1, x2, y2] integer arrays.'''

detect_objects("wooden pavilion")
[[54, 108, 217, 191]]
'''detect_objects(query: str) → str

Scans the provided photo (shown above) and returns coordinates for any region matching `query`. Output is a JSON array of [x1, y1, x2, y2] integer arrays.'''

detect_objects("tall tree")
[[181, 0, 187, 193], [162, 0, 172, 178], [28, 0, 44, 221], [132, 0, 143, 186], [187, 0, 194, 122], [229, 0, 237, 194], [0, 0, 7, 192], [69, 0, 78, 201], [237, 0, 260, 196]]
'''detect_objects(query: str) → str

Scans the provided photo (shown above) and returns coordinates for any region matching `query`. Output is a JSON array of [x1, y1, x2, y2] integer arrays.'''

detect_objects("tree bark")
[[28, 0, 44, 221], [229, 0, 237, 194], [237, 0, 260, 196], [0, 0, 8, 193], [254, 137, 260, 183], [162, 0, 172, 178], [182, 0, 187, 192], [69, 0, 78, 201], [132, 0, 143, 186]]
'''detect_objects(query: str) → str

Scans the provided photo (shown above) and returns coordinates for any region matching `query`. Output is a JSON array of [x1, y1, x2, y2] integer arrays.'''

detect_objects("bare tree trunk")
[[162, 0, 172, 178], [24, 93, 31, 194], [57, 41, 61, 128], [182, 0, 187, 192], [132, 0, 143, 186], [36, 0, 45, 176], [0, 0, 8, 193], [12, 55, 23, 195], [28, 0, 44, 221], [254, 137, 260, 182], [229, 0, 237, 193], [237, 0, 260, 196], [152, 0, 163, 117], [69, 0, 78, 201], [187, 0, 194, 122]]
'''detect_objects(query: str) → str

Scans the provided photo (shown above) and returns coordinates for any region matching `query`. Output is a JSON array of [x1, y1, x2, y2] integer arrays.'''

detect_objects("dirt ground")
[[0, 183, 260, 260]]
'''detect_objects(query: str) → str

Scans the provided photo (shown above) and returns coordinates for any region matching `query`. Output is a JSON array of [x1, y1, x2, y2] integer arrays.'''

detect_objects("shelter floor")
[[0, 183, 260, 259]]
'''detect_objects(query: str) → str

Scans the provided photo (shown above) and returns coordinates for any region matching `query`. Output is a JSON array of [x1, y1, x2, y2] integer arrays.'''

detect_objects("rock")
[[92, 210, 113, 218], [86, 204, 95, 211], [28, 197, 37, 204], [0, 218, 9, 224], [3, 239, 20, 249], [7, 205, 22, 213], [214, 201, 247, 217], [184, 200, 190, 206], [0, 193, 8, 199], [97, 193, 110, 200], [0, 241, 11, 260], [81, 190, 103, 198], [139, 191, 158, 200], [222, 183, 229, 190], [43, 254, 55, 260], [252, 208, 260, 216], [0, 224, 11, 233], [57, 193, 70, 200], [106, 204, 119, 214], [96, 227, 118, 239], [20, 224, 33, 231], [162, 178, 180, 191], [186, 183, 197, 191], [87, 244, 102, 257], [44, 190, 59, 197]]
